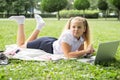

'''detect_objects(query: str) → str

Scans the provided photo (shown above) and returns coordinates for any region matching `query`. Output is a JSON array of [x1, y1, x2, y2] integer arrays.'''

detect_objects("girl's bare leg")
[[9, 14, 45, 48], [26, 29, 40, 42], [17, 24, 25, 47], [9, 16, 26, 47], [25, 14, 45, 43]]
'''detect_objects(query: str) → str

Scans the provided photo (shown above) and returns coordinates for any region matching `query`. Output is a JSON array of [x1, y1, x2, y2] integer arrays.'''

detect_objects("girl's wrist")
[[85, 49, 90, 54], [82, 50, 89, 55]]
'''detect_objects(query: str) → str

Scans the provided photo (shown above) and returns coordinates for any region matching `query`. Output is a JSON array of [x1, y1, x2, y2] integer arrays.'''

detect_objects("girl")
[[8, 15, 94, 58]]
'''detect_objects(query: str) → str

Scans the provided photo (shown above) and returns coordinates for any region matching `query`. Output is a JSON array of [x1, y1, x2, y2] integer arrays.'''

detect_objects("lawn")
[[0, 18, 120, 80]]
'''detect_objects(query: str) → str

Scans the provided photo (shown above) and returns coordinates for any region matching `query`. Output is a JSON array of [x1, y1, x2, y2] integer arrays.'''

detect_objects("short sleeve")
[[60, 32, 73, 46]]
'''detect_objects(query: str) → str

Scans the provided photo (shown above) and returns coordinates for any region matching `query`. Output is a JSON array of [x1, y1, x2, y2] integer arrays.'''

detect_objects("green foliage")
[[13, 0, 36, 15], [41, 0, 68, 12], [41, 0, 68, 20], [65, 0, 74, 10], [24, 0, 36, 15], [40, 13, 56, 18], [13, 0, 25, 15], [0, 0, 36, 16], [74, 0, 90, 10], [0, 0, 6, 12], [74, 0, 90, 17], [98, 0, 108, 10], [60, 10, 99, 18], [88, 0, 98, 9], [110, 0, 120, 20], [112, 0, 120, 10]]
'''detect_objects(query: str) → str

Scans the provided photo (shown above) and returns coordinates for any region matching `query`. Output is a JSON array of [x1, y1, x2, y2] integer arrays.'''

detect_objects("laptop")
[[78, 40, 120, 65]]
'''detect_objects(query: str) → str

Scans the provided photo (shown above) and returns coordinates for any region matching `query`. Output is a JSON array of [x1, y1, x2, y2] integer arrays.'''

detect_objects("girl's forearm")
[[65, 50, 87, 58]]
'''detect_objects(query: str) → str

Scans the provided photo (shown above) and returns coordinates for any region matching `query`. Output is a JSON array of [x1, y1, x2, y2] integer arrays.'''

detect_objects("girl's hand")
[[86, 44, 95, 54], [90, 45, 95, 53]]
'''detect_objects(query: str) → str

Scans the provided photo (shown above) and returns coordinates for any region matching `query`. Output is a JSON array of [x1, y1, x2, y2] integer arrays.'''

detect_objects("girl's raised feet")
[[9, 16, 25, 24], [34, 14, 45, 30]]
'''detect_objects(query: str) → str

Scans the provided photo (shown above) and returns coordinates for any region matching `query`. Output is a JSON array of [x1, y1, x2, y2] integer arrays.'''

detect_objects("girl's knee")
[[18, 44, 26, 48]]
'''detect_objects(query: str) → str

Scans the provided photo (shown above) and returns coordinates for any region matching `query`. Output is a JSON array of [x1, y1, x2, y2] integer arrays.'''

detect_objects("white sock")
[[9, 16, 25, 24], [34, 14, 45, 30]]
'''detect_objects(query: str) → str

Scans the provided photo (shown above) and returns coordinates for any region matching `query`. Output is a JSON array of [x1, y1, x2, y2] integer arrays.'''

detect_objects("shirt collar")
[[73, 36, 84, 42]]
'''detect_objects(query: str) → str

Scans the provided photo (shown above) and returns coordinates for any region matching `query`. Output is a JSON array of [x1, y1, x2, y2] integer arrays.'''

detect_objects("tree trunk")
[[118, 10, 120, 21], [105, 10, 108, 20], [17, 12, 19, 15], [57, 11, 60, 20], [7, 10, 10, 18], [83, 10, 85, 18], [25, 10, 27, 16]]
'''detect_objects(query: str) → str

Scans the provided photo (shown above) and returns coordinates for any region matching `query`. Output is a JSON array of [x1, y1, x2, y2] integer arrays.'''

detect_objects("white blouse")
[[53, 30, 84, 54]]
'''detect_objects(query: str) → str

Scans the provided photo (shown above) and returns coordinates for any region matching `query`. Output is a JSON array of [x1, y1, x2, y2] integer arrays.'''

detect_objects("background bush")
[[59, 10, 99, 18], [0, 13, 56, 18]]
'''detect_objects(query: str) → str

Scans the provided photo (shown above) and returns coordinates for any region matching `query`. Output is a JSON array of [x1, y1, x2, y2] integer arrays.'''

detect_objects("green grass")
[[0, 18, 120, 80]]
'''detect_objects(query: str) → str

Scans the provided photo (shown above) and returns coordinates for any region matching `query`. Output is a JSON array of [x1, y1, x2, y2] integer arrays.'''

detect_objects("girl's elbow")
[[64, 54, 70, 59], [64, 53, 78, 58], [64, 53, 72, 59]]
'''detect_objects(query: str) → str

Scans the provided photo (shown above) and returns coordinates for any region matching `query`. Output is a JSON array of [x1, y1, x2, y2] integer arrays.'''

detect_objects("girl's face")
[[70, 20, 85, 39]]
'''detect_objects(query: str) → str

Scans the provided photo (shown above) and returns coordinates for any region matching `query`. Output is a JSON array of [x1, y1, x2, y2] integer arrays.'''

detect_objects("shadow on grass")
[[97, 59, 120, 68]]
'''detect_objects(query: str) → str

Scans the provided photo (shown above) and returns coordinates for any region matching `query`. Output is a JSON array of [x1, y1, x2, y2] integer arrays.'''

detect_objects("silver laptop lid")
[[95, 40, 119, 65]]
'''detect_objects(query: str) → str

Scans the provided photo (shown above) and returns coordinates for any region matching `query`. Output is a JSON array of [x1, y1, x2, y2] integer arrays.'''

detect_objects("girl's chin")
[[74, 36, 80, 39]]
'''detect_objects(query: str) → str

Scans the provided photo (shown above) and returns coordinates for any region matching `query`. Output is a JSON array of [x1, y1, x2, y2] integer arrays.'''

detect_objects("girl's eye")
[[78, 26, 81, 28], [72, 26, 82, 29], [72, 26, 75, 28]]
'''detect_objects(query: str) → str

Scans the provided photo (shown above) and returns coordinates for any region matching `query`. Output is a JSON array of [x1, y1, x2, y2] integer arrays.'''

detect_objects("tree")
[[88, 0, 98, 10], [98, 0, 108, 19], [0, 0, 6, 18], [4, 0, 14, 17], [13, 0, 25, 15], [74, 0, 90, 17], [41, 0, 68, 20], [110, 0, 120, 20], [66, 0, 74, 10], [0, 0, 36, 17], [12, 0, 36, 16], [0, 0, 6, 12], [24, 0, 36, 17]]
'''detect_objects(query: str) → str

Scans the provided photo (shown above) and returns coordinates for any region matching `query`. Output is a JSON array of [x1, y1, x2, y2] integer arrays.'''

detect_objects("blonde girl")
[[53, 17, 94, 58], [8, 15, 94, 58]]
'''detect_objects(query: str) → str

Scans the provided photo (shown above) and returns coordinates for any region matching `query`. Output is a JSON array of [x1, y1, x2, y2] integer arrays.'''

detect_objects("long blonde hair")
[[62, 16, 91, 49]]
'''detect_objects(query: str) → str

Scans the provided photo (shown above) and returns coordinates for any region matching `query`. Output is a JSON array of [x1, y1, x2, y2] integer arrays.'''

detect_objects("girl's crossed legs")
[[9, 14, 45, 48]]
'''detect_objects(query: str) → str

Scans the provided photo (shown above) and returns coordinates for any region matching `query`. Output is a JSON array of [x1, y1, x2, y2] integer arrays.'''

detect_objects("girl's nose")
[[75, 27, 78, 30]]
